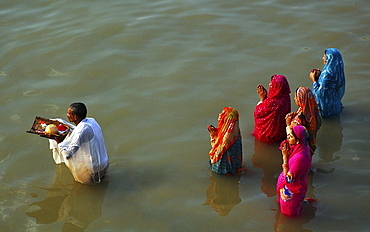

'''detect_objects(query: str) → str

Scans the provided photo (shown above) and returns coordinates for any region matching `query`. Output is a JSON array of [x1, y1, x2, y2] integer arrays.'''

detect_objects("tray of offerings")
[[27, 116, 70, 141]]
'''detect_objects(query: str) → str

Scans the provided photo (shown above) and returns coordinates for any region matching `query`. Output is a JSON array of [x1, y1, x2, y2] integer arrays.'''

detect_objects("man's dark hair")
[[69, 102, 87, 120]]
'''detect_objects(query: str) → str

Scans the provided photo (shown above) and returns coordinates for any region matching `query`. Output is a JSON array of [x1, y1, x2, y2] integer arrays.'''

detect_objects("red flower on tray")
[[40, 121, 47, 128], [57, 124, 67, 132]]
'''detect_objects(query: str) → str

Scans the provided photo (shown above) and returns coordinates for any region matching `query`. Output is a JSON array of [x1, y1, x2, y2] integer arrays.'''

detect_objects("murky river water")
[[1, 0, 369, 231]]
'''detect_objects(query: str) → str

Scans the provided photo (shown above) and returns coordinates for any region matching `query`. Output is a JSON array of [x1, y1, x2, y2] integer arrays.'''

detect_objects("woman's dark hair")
[[69, 102, 87, 120]]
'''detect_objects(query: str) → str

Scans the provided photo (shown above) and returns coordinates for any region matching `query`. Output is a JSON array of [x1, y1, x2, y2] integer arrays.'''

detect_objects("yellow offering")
[[45, 124, 58, 134]]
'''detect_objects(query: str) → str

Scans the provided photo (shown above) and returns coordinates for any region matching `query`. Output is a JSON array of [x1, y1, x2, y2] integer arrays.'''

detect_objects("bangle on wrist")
[[282, 164, 288, 168]]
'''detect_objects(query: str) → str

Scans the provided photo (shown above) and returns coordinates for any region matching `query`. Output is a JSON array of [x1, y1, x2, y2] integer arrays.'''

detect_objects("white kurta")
[[56, 118, 109, 184], [49, 119, 75, 164]]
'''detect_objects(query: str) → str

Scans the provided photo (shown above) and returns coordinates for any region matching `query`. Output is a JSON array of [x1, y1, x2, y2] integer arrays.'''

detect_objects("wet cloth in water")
[[276, 125, 311, 217], [208, 107, 243, 175], [313, 48, 346, 118], [56, 118, 109, 184], [254, 75, 291, 143]]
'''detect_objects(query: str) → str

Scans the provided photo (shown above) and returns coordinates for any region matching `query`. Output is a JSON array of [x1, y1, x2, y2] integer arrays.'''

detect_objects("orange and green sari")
[[292, 87, 321, 155], [208, 107, 243, 175]]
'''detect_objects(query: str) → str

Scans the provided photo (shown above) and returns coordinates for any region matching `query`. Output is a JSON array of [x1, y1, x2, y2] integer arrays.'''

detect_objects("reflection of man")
[[51, 102, 109, 184], [26, 165, 108, 230]]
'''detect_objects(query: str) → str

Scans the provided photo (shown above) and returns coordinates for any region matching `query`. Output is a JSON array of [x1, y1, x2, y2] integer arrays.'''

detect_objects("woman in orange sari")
[[286, 87, 321, 156], [207, 107, 243, 175]]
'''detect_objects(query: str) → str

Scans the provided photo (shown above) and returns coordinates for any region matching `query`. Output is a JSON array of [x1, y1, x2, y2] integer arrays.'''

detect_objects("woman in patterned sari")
[[207, 107, 243, 175], [309, 48, 346, 118], [286, 87, 321, 156], [253, 75, 291, 143], [276, 125, 311, 217]]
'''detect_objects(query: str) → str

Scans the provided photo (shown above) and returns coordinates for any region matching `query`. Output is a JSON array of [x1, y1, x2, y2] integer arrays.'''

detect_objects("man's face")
[[67, 108, 77, 124]]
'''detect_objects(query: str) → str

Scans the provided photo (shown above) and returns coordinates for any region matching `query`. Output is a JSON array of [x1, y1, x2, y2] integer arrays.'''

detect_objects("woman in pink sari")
[[253, 75, 291, 143], [276, 125, 312, 217], [286, 87, 322, 156]]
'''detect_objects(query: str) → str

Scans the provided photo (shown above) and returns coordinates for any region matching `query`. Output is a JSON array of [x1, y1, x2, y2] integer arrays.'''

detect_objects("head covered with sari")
[[277, 125, 311, 217], [254, 75, 291, 143], [209, 107, 240, 164], [323, 48, 345, 92], [295, 87, 321, 148], [313, 48, 345, 117], [288, 125, 310, 158], [268, 75, 291, 99]]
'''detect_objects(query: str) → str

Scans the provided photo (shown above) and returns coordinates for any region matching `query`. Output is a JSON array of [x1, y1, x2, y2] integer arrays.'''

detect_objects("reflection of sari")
[[313, 48, 345, 118], [316, 116, 343, 163], [204, 171, 242, 216], [209, 107, 243, 175], [291, 87, 321, 155], [252, 139, 282, 197], [254, 75, 291, 143], [276, 126, 311, 217], [274, 201, 317, 232]]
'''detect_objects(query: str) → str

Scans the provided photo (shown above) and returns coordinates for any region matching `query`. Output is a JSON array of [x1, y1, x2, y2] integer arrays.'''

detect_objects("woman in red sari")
[[253, 75, 291, 143], [207, 107, 243, 175], [286, 87, 321, 156], [277, 125, 312, 217]]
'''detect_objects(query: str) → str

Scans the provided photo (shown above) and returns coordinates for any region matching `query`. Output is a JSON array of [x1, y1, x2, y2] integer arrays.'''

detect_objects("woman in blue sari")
[[309, 48, 346, 118]]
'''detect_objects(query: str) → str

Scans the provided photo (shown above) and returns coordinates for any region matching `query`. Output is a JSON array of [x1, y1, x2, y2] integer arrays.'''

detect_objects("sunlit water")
[[1, 0, 369, 231]]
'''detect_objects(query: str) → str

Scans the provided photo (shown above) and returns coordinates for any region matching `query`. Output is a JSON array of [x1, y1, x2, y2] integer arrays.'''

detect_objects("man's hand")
[[54, 136, 63, 144], [39, 133, 63, 143]]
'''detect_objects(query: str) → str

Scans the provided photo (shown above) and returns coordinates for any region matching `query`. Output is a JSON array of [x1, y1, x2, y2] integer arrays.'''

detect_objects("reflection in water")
[[273, 200, 317, 232], [251, 139, 282, 197], [203, 171, 241, 216], [316, 116, 343, 163], [26, 165, 108, 231], [305, 174, 316, 201], [315, 116, 343, 175]]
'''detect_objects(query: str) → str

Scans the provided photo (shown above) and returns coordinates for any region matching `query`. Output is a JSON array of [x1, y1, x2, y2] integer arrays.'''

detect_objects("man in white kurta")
[[51, 103, 109, 184]]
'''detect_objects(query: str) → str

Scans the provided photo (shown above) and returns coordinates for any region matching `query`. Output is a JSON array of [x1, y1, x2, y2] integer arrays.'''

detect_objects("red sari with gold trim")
[[254, 75, 291, 143]]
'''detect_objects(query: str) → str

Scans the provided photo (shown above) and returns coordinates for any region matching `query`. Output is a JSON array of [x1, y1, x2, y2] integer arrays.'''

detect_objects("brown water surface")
[[1, 0, 369, 231]]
